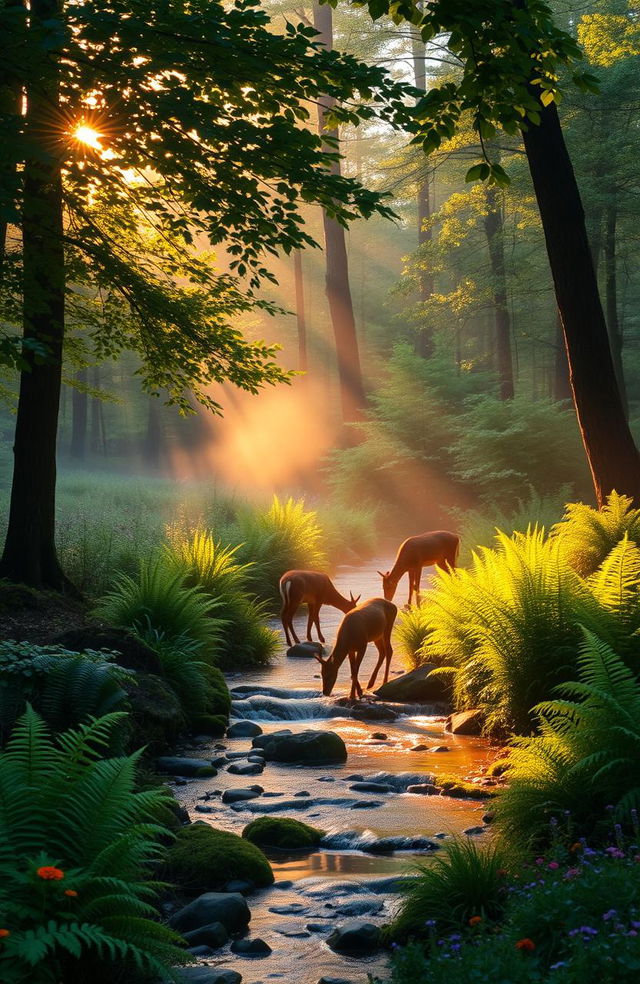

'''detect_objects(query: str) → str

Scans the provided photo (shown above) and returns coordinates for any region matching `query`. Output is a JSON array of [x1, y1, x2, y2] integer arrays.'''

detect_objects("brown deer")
[[315, 597, 397, 699], [279, 570, 360, 647], [379, 531, 460, 606]]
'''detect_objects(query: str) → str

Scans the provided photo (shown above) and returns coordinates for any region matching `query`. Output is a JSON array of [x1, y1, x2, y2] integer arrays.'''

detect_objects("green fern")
[[0, 708, 187, 983], [554, 491, 640, 576]]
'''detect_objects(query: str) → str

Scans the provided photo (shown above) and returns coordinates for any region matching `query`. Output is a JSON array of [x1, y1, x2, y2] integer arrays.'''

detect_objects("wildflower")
[[605, 847, 625, 859], [515, 938, 535, 951], [469, 916, 482, 926], [550, 962, 567, 971], [64, 889, 78, 898], [602, 910, 617, 922], [497, 868, 508, 877], [424, 919, 436, 928], [36, 866, 64, 881], [534, 857, 544, 866], [570, 842, 582, 853], [548, 861, 559, 870], [0, 930, 10, 938], [451, 943, 461, 952]]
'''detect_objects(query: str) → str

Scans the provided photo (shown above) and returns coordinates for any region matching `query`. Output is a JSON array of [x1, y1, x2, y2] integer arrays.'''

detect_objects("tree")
[[353, 0, 640, 507], [0, 0, 412, 589]]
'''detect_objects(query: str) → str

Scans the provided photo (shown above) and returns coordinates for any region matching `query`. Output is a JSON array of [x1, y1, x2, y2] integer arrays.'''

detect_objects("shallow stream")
[[172, 560, 492, 984]]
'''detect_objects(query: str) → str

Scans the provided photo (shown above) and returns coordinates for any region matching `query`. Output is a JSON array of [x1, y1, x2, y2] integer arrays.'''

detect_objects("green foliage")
[[234, 496, 327, 604], [316, 501, 379, 564], [95, 556, 223, 658], [554, 491, 640, 576], [0, 707, 187, 984], [162, 823, 273, 895], [0, 642, 130, 745], [241, 817, 325, 852], [496, 630, 640, 847], [387, 837, 510, 943]]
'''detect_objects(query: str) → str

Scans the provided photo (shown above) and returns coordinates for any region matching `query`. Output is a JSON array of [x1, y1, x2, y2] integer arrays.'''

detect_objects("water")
[[172, 560, 492, 984]]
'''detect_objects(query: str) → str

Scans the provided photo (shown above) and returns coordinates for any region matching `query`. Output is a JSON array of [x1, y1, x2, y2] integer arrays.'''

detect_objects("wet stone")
[[371, 732, 388, 740], [463, 826, 486, 836], [410, 744, 429, 751], [294, 791, 311, 797], [227, 721, 263, 738], [228, 762, 264, 776], [350, 800, 383, 809], [230, 937, 272, 957], [407, 783, 439, 796], [221, 788, 261, 805], [176, 970, 241, 984], [156, 757, 217, 777], [349, 782, 395, 794]]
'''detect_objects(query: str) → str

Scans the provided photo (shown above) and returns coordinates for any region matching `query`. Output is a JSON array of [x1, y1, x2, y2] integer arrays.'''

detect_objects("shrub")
[[496, 630, 640, 848], [554, 491, 640, 576], [0, 707, 187, 984], [234, 496, 327, 604], [0, 642, 130, 745], [95, 556, 223, 658], [387, 837, 510, 942], [242, 817, 324, 852], [162, 824, 273, 895]]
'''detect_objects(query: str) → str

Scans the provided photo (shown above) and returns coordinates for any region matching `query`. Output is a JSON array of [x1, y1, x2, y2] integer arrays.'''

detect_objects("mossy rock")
[[202, 665, 232, 717], [190, 713, 227, 737], [123, 672, 184, 753], [163, 824, 274, 895], [242, 817, 324, 852], [0, 580, 47, 614]]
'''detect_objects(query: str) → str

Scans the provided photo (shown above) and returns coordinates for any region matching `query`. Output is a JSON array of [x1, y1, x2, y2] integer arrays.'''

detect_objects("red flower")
[[64, 889, 78, 897], [469, 916, 482, 926], [36, 866, 64, 881], [515, 938, 536, 951], [0, 929, 10, 938]]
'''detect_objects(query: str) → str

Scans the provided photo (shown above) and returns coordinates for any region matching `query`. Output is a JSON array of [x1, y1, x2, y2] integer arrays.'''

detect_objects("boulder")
[[163, 825, 273, 895], [374, 664, 451, 703], [183, 922, 229, 950], [156, 757, 217, 777], [256, 730, 347, 765], [407, 783, 439, 796], [175, 971, 241, 984], [287, 642, 325, 658], [170, 892, 251, 935], [227, 721, 263, 739], [252, 729, 292, 750], [445, 709, 485, 736], [230, 937, 272, 956], [222, 788, 262, 805], [327, 920, 382, 955], [228, 762, 264, 776], [349, 782, 395, 794], [224, 879, 255, 895], [243, 817, 324, 851]]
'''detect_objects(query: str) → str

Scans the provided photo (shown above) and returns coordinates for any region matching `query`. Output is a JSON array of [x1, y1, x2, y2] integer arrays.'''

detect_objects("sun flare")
[[72, 124, 103, 150]]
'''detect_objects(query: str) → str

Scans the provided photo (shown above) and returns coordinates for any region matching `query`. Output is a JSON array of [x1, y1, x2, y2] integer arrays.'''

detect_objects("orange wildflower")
[[515, 938, 535, 951], [0, 929, 10, 938], [64, 889, 78, 897], [36, 866, 64, 881], [469, 916, 482, 926], [570, 842, 582, 853]]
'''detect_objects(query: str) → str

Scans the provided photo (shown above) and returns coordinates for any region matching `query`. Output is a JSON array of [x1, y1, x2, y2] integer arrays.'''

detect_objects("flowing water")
[[172, 560, 493, 984]]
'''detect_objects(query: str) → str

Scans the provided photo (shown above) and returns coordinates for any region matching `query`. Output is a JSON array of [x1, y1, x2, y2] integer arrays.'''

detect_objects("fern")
[[0, 708, 187, 983], [554, 491, 640, 576]]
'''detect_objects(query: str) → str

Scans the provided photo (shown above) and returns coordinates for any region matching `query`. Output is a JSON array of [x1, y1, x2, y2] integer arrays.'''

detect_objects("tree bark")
[[69, 368, 88, 461], [553, 308, 572, 402], [312, 2, 366, 426], [483, 184, 514, 400], [521, 101, 640, 506], [293, 250, 308, 373], [411, 25, 435, 358], [604, 201, 627, 417], [0, 0, 24, 288], [0, 0, 74, 590]]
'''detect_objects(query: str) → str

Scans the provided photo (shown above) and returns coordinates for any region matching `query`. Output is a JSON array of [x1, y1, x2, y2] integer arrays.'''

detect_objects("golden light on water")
[[72, 124, 103, 150]]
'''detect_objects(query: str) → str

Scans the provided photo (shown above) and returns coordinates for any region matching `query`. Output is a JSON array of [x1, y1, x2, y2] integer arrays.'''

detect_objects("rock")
[[482, 811, 495, 824], [371, 732, 388, 740], [410, 744, 429, 751], [249, 784, 264, 793], [247, 754, 266, 764], [350, 703, 398, 722], [156, 757, 217, 777], [175, 971, 241, 984], [228, 721, 263, 738], [230, 938, 272, 957], [350, 800, 382, 809], [349, 781, 395, 794], [463, 826, 486, 836], [195, 804, 215, 814], [331, 899, 384, 917], [327, 920, 382, 955], [187, 945, 215, 956], [170, 892, 251, 934], [446, 709, 485, 735], [407, 783, 439, 796], [256, 730, 347, 765], [345, 774, 364, 782], [243, 817, 324, 851], [307, 922, 335, 933], [183, 922, 229, 950], [316, 775, 336, 782], [212, 756, 229, 768], [228, 762, 264, 776], [251, 729, 293, 749], [162, 826, 273, 895], [52, 625, 162, 674], [269, 903, 308, 915], [226, 750, 251, 760], [224, 879, 255, 895], [318, 979, 355, 984], [375, 663, 451, 703], [222, 788, 262, 805], [294, 790, 311, 797], [287, 642, 325, 658], [429, 746, 450, 753]]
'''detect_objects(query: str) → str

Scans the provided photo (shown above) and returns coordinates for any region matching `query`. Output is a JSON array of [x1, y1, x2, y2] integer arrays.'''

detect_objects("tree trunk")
[[69, 368, 88, 461], [312, 2, 366, 426], [143, 394, 164, 470], [90, 365, 107, 455], [293, 250, 308, 373], [604, 201, 627, 417], [521, 100, 640, 506], [0, 0, 23, 287], [553, 308, 572, 402], [483, 184, 514, 400], [0, 0, 73, 590], [411, 26, 435, 358]]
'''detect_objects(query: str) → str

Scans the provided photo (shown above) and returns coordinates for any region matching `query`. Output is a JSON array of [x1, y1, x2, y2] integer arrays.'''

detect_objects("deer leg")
[[314, 604, 325, 644], [415, 567, 423, 606], [382, 634, 394, 685], [306, 605, 315, 642], [349, 650, 364, 700], [367, 640, 386, 691], [281, 603, 295, 647], [288, 604, 301, 645]]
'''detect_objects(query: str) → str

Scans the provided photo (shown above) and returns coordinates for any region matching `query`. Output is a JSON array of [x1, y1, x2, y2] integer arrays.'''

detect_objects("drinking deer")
[[379, 530, 460, 606], [315, 597, 397, 699], [279, 570, 360, 647]]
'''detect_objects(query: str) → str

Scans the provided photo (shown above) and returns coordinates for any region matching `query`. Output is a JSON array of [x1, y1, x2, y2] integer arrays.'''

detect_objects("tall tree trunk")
[[483, 184, 514, 400], [553, 308, 572, 402], [293, 250, 308, 373], [312, 2, 366, 426], [411, 25, 435, 358], [521, 100, 640, 506], [90, 365, 106, 455], [604, 201, 627, 417], [0, 0, 73, 590], [69, 368, 88, 461], [0, 0, 23, 287]]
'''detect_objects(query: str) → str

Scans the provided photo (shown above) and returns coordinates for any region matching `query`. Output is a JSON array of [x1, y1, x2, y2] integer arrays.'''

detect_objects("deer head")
[[314, 652, 338, 696], [378, 570, 396, 601]]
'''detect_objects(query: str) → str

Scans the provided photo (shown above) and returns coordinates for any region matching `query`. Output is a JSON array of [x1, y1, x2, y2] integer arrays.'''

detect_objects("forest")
[[1, 1, 640, 983]]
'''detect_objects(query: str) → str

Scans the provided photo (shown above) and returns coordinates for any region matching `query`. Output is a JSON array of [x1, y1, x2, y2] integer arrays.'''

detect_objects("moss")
[[163, 823, 273, 895], [437, 776, 497, 800], [190, 713, 227, 737], [242, 817, 325, 852], [202, 665, 231, 717]]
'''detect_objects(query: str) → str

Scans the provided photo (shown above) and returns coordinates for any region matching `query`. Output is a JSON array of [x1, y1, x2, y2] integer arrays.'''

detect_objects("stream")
[[172, 559, 493, 984]]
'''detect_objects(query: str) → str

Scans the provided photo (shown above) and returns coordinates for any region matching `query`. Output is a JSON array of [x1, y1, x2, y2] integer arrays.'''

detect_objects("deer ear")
[[314, 653, 326, 665], [377, 571, 385, 578], [354, 593, 361, 604]]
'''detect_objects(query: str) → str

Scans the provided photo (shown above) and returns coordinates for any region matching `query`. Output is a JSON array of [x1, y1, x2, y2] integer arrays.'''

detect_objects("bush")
[[496, 630, 640, 848], [242, 817, 324, 852], [554, 491, 640, 576], [162, 823, 273, 895], [0, 708, 186, 984], [387, 837, 510, 943], [0, 642, 130, 746]]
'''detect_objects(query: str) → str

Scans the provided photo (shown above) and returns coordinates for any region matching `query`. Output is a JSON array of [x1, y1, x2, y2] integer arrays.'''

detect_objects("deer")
[[379, 530, 460, 607], [315, 597, 398, 699], [279, 570, 360, 648]]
